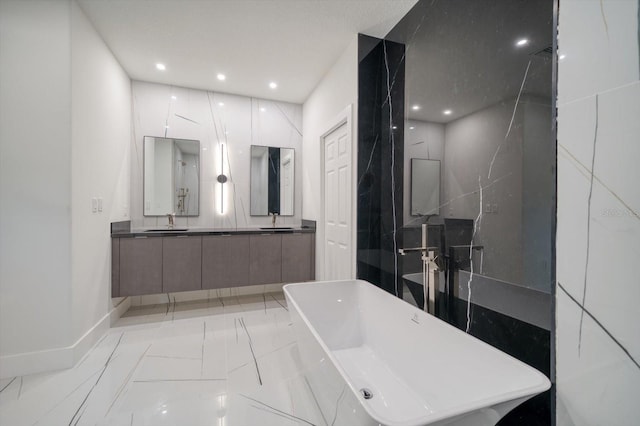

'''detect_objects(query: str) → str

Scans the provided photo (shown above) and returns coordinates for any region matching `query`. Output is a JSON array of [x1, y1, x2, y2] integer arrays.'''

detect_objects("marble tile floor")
[[0, 293, 328, 426]]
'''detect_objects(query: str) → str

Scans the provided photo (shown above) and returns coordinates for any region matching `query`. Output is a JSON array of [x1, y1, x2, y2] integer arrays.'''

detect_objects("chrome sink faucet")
[[167, 212, 176, 229], [270, 212, 278, 227]]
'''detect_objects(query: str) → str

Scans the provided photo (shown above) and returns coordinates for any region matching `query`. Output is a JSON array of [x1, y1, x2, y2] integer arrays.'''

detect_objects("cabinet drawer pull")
[[133, 236, 148, 239], [176, 235, 189, 238]]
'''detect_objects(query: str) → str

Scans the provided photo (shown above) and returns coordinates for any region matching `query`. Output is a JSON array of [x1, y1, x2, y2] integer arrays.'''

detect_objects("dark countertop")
[[111, 226, 315, 238]]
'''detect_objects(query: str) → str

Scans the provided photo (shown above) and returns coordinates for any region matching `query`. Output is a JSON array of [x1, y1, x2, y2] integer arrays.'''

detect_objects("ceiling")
[[77, 0, 419, 104], [387, 0, 553, 123]]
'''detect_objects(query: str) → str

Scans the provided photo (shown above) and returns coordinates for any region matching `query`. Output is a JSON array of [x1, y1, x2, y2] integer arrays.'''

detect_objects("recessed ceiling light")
[[217, 73, 226, 81], [218, 102, 224, 107], [516, 38, 529, 47], [409, 126, 415, 130], [392, 126, 398, 130], [411, 105, 420, 110], [156, 63, 166, 71], [164, 125, 170, 129], [203, 147, 208, 151], [443, 109, 452, 115], [559, 54, 566, 60], [260, 107, 266, 112], [171, 95, 177, 100], [269, 82, 278, 89]]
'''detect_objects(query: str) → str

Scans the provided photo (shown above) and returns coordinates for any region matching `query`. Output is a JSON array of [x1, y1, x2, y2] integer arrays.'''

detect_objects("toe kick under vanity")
[[111, 224, 315, 297]]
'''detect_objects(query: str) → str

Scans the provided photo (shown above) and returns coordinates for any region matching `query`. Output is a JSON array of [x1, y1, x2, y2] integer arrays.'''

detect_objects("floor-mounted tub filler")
[[284, 280, 550, 426]]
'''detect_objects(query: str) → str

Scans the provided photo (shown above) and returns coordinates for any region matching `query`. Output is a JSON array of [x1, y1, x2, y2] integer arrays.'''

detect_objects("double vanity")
[[111, 225, 315, 297], [114, 136, 313, 298]]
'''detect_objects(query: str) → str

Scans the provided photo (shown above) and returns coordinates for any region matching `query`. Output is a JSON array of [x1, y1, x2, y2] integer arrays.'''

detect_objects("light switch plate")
[[97, 198, 103, 212], [91, 198, 98, 213]]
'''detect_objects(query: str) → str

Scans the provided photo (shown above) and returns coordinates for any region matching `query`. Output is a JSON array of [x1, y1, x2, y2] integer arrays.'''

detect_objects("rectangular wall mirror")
[[143, 136, 200, 216], [411, 158, 440, 216], [250, 145, 295, 216]]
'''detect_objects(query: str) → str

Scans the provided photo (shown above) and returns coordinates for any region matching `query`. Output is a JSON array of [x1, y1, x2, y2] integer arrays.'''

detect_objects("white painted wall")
[[131, 81, 302, 229], [556, 1, 640, 424], [0, 0, 131, 378], [70, 0, 131, 361], [0, 0, 73, 375], [302, 35, 358, 279]]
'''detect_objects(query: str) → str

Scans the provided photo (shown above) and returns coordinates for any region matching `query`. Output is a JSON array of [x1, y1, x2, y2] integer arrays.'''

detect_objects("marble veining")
[[383, 40, 400, 297], [559, 283, 639, 371], [578, 94, 599, 354], [0, 293, 326, 426], [131, 81, 303, 231]]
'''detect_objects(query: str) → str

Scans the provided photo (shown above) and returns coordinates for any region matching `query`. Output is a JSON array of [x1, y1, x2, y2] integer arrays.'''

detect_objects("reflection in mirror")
[[250, 145, 295, 216], [376, 1, 554, 422], [391, 0, 553, 293], [143, 136, 200, 216], [411, 159, 440, 216]]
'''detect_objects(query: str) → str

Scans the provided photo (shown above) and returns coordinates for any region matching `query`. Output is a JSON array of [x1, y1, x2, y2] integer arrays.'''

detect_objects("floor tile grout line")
[[239, 317, 263, 385], [67, 332, 124, 425], [240, 393, 317, 426], [105, 344, 151, 418], [29, 367, 103, 426]]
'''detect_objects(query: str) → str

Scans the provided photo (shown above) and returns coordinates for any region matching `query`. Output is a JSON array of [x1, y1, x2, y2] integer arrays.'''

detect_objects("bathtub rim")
[[284, 279, 551, 426]]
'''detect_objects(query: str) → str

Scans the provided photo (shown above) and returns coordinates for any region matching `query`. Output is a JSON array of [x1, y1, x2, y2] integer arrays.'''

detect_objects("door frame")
[[319, 104, 355, 280]]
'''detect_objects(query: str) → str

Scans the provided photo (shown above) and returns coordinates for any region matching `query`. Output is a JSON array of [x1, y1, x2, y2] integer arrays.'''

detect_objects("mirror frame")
[[410, 158, 441, 216], [249, 145, 295, 216], [143, 136, 200, 217]]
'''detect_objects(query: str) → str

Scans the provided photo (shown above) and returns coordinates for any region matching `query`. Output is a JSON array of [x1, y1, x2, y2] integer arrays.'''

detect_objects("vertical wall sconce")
[[217, 143, 228, 214]]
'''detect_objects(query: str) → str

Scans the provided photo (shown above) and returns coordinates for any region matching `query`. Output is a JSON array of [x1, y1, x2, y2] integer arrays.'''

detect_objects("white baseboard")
[[0, 297, 130, 379]]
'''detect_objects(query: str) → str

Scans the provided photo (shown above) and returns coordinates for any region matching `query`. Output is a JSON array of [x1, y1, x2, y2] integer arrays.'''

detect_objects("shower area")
[[356, 1, 555, 425]]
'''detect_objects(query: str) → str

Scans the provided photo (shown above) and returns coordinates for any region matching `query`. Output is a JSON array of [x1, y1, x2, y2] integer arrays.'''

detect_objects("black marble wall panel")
[[357, 34, 405, 297], [357, 0, 556, 424]]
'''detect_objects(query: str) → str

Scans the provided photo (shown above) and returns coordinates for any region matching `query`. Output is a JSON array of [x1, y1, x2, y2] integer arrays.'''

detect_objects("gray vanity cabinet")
[[119, 237, 163, 296], [162, 236, 202, 293], [202, 235, 250, 289], [249, 234, 282, 285], [112, 229, 316, 297], [282, 233, 315, 283], [111, 238, 120, 297]]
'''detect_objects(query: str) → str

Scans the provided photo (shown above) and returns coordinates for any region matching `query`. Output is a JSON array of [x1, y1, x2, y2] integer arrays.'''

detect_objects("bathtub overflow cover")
[[360, 388, 373, 400]]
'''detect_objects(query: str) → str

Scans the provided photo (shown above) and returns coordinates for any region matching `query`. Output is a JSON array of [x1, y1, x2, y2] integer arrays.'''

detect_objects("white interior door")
[[323, 122, 351, 280]]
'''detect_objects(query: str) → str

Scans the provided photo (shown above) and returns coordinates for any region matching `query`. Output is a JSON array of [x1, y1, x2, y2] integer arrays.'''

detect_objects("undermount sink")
[[144, 228, 189, 232], [259, 227, 293, 230]]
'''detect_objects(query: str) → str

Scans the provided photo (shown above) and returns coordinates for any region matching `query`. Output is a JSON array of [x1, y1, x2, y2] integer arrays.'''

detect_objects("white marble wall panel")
[[558, 0, 639, 105], [556, 1, 640, 424], [131, 81, 303, 230]]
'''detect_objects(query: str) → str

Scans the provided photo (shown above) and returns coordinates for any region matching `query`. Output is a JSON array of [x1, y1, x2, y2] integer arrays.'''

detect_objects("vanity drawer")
[[249, 234, 282, 285], [162, 236, 202, 293], [202, 235, 250, 289], [119, 237, 163, 296]]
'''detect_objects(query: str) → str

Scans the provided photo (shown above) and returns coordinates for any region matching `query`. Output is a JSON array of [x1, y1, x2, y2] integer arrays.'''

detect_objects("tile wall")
[[556, 1, 640, 424]]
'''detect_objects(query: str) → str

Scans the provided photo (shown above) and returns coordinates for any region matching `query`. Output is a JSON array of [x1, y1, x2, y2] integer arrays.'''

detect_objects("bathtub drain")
[[360, 388, 373, 400]]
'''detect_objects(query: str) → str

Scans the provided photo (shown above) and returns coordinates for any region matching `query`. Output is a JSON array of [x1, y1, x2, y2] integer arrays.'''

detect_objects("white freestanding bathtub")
[[284, 279, 550, 426]]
